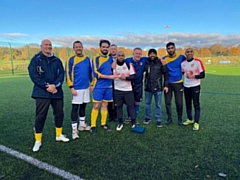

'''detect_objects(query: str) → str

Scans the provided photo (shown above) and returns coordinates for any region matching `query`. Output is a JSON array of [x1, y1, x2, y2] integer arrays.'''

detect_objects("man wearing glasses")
[[162, 42, 186, 126]]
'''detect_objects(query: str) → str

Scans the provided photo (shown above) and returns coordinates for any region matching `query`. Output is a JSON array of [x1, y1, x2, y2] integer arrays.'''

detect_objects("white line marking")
[[0, 145, 84, 180]]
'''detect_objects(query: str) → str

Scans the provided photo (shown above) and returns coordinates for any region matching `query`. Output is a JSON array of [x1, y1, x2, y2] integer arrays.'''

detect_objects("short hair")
[[133, 47, 142, 51], [117, 50, 125, 56], [166, 42, 175, 48], [73, 41, 83, 48], [110, 44, 117, 48], [99, 39, 110, 47]]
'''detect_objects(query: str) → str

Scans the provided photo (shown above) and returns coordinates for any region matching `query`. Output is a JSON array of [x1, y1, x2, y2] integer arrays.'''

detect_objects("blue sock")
[[134, 104, 139, 119]]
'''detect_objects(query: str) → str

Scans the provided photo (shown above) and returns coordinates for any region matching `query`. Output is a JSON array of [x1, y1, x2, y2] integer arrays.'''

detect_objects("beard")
[[101, 50, 108, 56]]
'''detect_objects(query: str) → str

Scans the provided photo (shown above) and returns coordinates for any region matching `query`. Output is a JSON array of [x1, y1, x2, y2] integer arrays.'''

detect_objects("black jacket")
[[28, 51, 64, 99], [144, 57, 168, 92]]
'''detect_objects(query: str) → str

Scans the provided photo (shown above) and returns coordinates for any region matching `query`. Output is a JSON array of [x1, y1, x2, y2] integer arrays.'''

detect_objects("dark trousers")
[[35, 98, 64, 133], [164, 82, 183, 119], [71, 103, 87, 123], [184, 85, 201, 123], [114, 90, 135, 124], [108, 82, 117, 119]]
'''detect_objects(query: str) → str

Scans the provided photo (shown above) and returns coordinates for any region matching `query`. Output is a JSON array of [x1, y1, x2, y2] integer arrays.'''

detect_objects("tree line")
[[0, 43, 240, 62]]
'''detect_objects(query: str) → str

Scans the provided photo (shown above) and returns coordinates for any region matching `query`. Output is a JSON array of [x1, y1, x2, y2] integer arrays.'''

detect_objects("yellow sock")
[[35, 133, 42, 142], [56, 127, 62, 137], [101, 110, 108, 126], [91, 109, 98, 127]]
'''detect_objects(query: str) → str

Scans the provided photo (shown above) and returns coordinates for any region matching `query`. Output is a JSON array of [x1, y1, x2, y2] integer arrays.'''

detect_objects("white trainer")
[[78, 123, 91, 131], [56, 134, 69, 142], [33, 141, 42, 152], [116, 123, 123, 131], [72, 130, 79, 140]]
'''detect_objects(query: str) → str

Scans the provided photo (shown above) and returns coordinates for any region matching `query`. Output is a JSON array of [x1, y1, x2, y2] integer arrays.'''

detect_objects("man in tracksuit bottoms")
[[113, 51, 136, 131], [162, 42, 186, 125], [143, 49, 169, 127], [28, 39, 69, 152], [181, 48, 205, 131]]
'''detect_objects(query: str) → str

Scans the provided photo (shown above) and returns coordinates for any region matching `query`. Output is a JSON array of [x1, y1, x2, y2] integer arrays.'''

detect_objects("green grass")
[[0, 67, 240, 179]]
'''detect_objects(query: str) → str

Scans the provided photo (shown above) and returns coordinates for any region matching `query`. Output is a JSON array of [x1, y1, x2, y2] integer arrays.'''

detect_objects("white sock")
[[79, 117, 85, 126], [72, 123, 77, 131]]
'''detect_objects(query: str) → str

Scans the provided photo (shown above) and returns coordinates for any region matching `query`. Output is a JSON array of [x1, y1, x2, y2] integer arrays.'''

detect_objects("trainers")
[[132, 124, 137, 129], [143, 118, 151, 124], [157, 122, 163, 128], [178, 119, 183, 126], [193, 122, 199, 131], [101, 124, 112, 131], [90, 127, 97, 135], [56, 134, 70, 142], [78, 123, 91, 131], [72, 130, 79, 140], [33, 141, 42, 152], [183, 119, 194, 125], [116, 123, 123, 131], [165, 118, 172, 125], [125, 117, 131, 124], [135, 119, 140, 125]]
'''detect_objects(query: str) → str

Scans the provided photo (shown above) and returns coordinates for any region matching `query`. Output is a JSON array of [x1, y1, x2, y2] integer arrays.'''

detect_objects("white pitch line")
[[0, 145, 84, 180]]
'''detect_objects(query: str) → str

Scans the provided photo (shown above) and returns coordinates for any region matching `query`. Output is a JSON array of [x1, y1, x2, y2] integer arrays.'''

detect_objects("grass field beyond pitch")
[[0, 67, 240, 179]]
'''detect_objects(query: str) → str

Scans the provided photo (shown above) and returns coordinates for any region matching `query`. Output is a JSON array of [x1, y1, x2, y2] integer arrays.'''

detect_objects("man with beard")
[[28, 39, 69, 152], [124, 48, 148, 125], [107, 44, 118, 122], [66, 41, 92, 139], [162, 42, 185, 126], [144, 49, 169, 127], [113, 51, 136, 131], [90, 39, 117, 135], [181, 48, 205, 130]]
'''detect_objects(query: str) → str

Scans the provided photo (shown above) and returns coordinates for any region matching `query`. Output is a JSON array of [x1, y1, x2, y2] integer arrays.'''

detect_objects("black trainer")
[[165, 118, 172, 125], [101, 124, 112, 131], [90, 127, 97, 135], [157, 122, 163, 128], [178, 119, 183, 126], [143, 118, 151, 124]]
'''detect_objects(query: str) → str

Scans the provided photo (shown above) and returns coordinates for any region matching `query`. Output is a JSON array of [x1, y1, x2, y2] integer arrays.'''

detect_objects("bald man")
[[28, 39, 69, 152]]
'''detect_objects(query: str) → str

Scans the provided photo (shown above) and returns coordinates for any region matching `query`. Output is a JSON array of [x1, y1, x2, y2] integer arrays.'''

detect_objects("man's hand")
[[46, 84, 56, 93], [119, 74, 126, 80], [186, 73, 195, 79], [52, 89, 58, 94], [71, 88, 77, 96], [109, 75, 118, 80], [90, 86, 94, 93], [161, 58, 166, 65], [112, 61, 116, 69], [164, 87, 169, 93]]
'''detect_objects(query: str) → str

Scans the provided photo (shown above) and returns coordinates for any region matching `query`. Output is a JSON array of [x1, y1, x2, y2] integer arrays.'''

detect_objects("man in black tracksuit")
[[143, 49, 169, 127]]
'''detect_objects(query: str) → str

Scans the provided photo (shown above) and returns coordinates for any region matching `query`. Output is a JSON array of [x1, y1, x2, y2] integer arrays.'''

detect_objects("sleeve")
[[53, 59, 64, 88], [129, 63, 136, 75], [65, 57, 74, 88], [28, 55, 47, 90], [88, 58, 93, 85], [161, 63, 169, 87], [92, 57, 102, 79]]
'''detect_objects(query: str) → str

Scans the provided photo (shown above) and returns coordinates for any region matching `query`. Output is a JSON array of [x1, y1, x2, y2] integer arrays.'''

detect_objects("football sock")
[[91, 109, 98, 127], [101, 110, 108, 126]]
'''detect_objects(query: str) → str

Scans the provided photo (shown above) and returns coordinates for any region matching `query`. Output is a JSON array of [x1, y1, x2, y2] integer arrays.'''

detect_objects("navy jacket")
[[28, 51, 64, 99]]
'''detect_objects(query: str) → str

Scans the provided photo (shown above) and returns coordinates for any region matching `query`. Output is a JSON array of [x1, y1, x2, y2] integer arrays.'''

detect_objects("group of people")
[[28, 39, 205, 152]]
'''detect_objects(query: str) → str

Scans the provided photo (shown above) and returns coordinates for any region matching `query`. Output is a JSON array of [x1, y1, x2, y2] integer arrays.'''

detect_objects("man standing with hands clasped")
[[144, 49, 169, 127], [28, 39, 69, 152], [181, 48, 205, 130]]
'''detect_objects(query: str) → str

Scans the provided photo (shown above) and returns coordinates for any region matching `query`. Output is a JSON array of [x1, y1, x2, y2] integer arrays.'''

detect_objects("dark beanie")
[[148, 49, 157, 56]]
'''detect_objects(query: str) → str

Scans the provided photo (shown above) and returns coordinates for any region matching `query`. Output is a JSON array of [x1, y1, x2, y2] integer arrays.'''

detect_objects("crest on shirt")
[[123, 67, 127, 70], [140, 62, 143, 66], [191, 63, 194, 67]]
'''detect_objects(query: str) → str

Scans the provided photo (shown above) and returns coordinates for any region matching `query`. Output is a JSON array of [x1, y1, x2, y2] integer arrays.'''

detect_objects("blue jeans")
[[145, 91, 162, 122]]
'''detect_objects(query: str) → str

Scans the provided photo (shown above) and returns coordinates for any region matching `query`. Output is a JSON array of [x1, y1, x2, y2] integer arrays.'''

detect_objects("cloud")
[[46, 32, 240, 49], [0, 33, 29, 40]]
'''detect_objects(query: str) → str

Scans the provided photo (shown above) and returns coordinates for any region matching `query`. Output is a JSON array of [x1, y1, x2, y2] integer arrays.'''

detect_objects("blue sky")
[[0, 0, 239, 48]]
